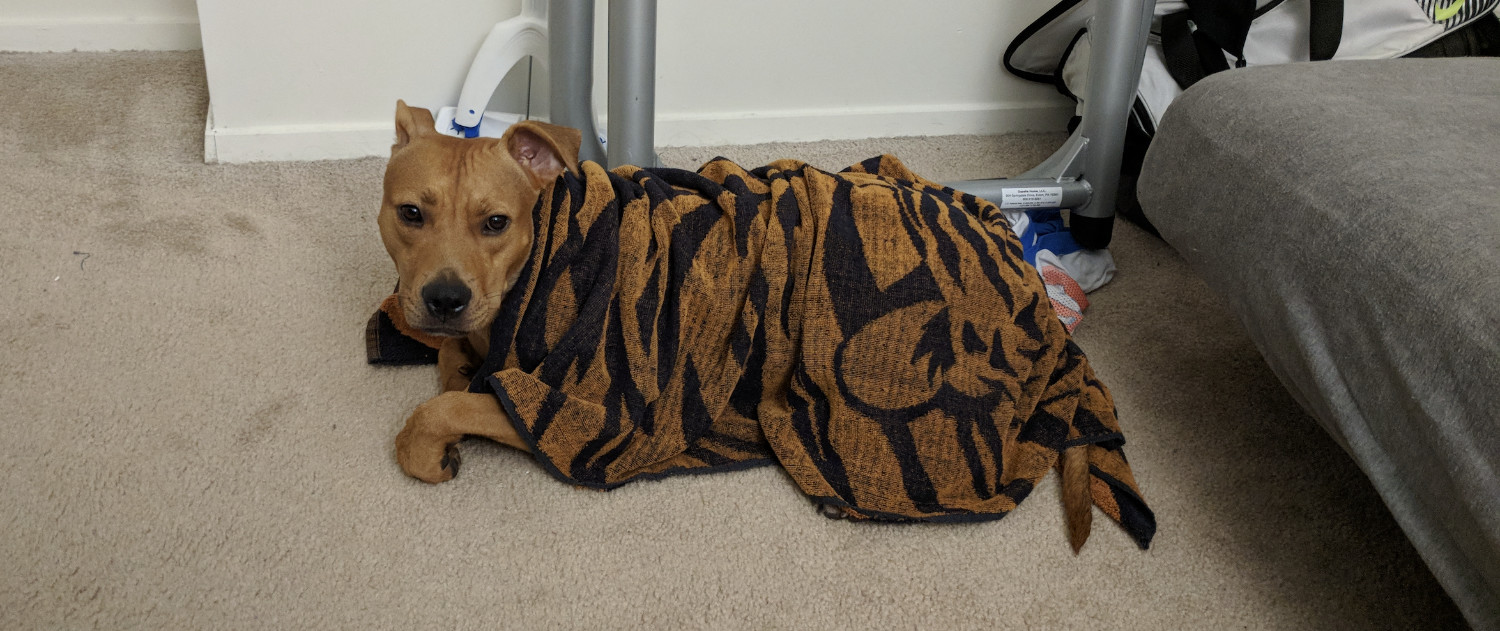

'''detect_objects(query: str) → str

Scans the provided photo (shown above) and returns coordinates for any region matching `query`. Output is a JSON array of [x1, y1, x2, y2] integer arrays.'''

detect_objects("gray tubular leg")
[[1069, 0, 1155, 248], [947, 0, 1155, 249], [606, 0, 658, 168], [548, 0, 607, 165]]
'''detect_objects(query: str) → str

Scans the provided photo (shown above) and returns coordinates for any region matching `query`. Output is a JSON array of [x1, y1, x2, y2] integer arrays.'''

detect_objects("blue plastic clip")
[[451, 110, 481, 139]]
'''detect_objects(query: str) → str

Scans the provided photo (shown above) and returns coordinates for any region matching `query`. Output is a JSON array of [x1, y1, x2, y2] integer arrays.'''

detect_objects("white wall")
[[198, 0, 1073, 163], [198, 0, 535, 163], [655, 2, 1071, 146], [0, 0, 200, 51]]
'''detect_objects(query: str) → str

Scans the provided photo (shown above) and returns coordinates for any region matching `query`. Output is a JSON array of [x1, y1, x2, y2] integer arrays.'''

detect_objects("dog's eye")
[[483, 214, 510, 234], [398, 204, 423, 226]]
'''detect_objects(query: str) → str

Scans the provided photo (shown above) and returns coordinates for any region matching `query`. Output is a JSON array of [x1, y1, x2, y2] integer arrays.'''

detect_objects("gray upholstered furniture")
[[1138, 58, 1499, 630]]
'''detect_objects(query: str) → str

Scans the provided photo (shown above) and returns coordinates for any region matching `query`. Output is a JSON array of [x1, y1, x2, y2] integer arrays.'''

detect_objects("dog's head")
[[379, 100, 580, 339]]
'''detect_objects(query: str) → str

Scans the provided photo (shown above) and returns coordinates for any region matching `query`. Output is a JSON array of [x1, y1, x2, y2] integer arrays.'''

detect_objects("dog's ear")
[[502, 120, 582, 188], [393, 100, 436, 155]]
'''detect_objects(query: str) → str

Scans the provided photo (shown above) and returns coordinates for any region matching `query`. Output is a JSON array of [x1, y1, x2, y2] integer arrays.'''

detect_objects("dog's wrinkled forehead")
[[388, 135, 499, 179], [384, 137, 526, 207]]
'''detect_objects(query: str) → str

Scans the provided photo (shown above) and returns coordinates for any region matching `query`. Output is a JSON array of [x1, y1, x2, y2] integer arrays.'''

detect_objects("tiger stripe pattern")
[[461, 155, 1155, 547]]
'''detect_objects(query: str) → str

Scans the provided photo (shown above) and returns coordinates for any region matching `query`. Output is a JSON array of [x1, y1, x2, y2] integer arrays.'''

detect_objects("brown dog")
[[380, 100, 579, 483], [379, 101, 1099, 551]]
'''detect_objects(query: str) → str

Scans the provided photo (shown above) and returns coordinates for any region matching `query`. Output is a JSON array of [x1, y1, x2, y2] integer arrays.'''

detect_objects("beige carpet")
[[0, 51, 1468, 630]]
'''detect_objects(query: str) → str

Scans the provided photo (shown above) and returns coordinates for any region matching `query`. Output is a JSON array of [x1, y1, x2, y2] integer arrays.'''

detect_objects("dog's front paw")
[[394, 406, 461, 484], [437, 338, 481, 393], [440, 363, 476, 393]]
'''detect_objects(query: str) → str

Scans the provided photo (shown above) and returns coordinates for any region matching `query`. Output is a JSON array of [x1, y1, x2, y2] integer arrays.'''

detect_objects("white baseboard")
[[203, 101, 1073, 164], [204, 106, 395, 164], [0, 17, 201, 52]]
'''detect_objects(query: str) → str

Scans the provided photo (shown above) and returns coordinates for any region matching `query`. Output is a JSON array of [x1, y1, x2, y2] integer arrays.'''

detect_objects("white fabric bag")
[[1007, 0, 1500, 132]]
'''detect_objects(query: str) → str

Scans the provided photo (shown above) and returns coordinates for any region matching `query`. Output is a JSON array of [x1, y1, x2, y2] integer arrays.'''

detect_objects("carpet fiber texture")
[[0, 51, 1469, 629]]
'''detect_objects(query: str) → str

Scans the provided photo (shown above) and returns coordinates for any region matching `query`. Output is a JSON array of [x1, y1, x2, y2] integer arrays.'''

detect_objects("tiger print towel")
[[373, 155, 1155, 548]]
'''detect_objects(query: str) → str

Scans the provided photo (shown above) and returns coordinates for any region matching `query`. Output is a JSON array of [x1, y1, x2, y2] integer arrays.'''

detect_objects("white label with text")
[[999, 187, 1063, 209]]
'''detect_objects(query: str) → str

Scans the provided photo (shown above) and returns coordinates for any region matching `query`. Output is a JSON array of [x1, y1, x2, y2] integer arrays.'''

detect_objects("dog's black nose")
[[421, 281, 472, 320]]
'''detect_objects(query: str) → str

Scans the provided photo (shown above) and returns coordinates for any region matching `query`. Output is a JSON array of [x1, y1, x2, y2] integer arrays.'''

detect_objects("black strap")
[[1161, 12, 1207, 88], [1308, 0, 1344, 61], [1185, 0, 1256, 58], [1193, 28, 1234, 75], [1161, 11, 1234, 90]]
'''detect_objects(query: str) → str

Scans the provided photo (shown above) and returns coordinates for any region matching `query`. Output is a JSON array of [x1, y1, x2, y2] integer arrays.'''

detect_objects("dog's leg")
[[437, 338, 481, 393], [394, 391, 529, 483]]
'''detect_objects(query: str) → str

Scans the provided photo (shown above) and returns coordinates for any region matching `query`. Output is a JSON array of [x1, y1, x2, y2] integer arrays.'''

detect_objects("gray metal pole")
[[549, 0, 606, 165], [948, 0, 1153, 249], [1069, 0, 1155, 247], [606, 0, 658, 168]]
